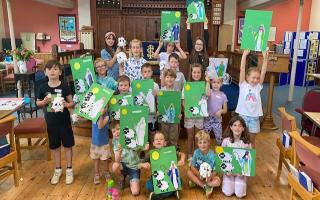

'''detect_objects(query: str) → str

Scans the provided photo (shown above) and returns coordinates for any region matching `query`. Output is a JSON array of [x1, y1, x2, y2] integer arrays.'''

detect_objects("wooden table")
[[306, 73, 320, 92], [0, 98, 24, 119], [303, 112, 320, 136]]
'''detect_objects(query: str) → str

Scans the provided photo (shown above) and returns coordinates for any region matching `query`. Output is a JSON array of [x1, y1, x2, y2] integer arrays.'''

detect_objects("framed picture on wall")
[[58, 14, 77, 43], [237, 17, 244, 44]]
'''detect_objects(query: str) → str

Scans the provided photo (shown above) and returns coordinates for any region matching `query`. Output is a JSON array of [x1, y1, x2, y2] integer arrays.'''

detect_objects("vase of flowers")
[[12, 48, 34, 73]]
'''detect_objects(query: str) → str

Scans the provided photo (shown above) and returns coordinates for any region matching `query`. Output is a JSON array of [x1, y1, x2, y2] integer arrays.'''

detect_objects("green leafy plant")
[[11, 48, 34, 61]]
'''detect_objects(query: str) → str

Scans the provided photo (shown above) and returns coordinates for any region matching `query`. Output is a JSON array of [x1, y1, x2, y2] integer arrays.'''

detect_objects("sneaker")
[[66, 168, 74, 185], [148, 192, 154, 200], [50, 168, 62, 185], [175, 190, 180, 199], [94, 174, 100, 185], [204, 184, 213, 197], [188, 180, 196, 188]]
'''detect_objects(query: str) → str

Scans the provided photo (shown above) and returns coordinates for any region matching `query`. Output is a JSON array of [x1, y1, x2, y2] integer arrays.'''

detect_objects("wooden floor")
[[0, 124, 290, 200]]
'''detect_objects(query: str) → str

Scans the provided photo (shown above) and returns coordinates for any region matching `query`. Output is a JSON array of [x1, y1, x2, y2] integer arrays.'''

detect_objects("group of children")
[[36, 22, 268, 199]]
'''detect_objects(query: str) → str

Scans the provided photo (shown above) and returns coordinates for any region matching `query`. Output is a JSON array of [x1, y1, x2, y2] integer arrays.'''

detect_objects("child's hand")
[[226, 172, 233, 176], [178, 114, 182, 119], [175, 41, 181, 49], [140, 162, 150, 170], [152, 90, 157, 96], [178, 159, 185, 167], [215, 109, 222, 118], [44, 95, 52, 105], [156, 111, 160, 117], [205, 73, 211, 83], [115, 47, 122, 54], [100, 105, 108, 115], [186, 19, 190, 29], [143, 143, 150, 151], [118, 144, 123, 152], [243, 49, 250, 57], [61, 99, 68, 109], [204, 17, 208, 26], [159, 39, 163, 47], [103, 115, 110, 123]]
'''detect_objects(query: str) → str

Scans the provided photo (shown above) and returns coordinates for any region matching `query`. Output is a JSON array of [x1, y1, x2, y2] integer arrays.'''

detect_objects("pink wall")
[[235, 0, 312, 49], [2, 0, 79, 52], [262, 0, 312, 43]]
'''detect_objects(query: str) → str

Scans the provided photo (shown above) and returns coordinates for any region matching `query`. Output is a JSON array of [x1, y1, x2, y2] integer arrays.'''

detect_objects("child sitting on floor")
[[187, 130, 221, 198], [145, 131, 185, 200]]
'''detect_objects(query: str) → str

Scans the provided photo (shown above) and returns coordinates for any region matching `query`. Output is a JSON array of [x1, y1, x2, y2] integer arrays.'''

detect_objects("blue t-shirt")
[[91, 115, 109, 146], [97, 76, 118, 90], [191, 148, 215, 170], [101, 48, 119, 80]]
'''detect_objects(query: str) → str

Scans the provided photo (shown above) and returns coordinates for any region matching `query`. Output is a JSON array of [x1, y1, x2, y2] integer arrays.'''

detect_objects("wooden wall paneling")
[[97, 15, 122, 49], [218, 24, 233, 52], [92, 0, 218, 56], [90, 0, 97, 49]]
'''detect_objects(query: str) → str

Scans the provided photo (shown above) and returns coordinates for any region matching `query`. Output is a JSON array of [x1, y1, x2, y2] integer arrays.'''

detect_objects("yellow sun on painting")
[[121, 108, 128, 115], [92, 87, 99, 94], [136, 83, 141, 89], [175, 12, 181, 18], [74, 62, 81, 70], [110, 98, 117, 105], [216, 146, 224, 154], [185, 84, 191, 91], [151, 151, 160, 161], [158, 91, 163, 96]]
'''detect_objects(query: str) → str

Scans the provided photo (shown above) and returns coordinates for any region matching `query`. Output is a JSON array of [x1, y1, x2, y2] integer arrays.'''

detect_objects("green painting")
[[161, 11, 181, 42], [184, 81, 208, 118], [75, 83, 114, 122], [108, 94, 133, 121], [208, 58, 228, 78], [70, 56, 96, 96], [132, 79, 156, 114], [186, 0, 206, 23], [157, 90, 181, 124], [120, 106, 149, 149], [240, 10, 273, 52], [214, 146, 256, 176], [150, 146, 182, 194]]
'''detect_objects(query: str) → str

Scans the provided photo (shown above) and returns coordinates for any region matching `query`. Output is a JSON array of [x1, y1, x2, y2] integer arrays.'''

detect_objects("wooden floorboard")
[[0, 124, 290, 200]]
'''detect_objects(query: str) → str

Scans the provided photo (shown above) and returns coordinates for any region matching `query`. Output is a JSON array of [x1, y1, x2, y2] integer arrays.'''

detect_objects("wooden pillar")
[[261, 72, 277, 130]]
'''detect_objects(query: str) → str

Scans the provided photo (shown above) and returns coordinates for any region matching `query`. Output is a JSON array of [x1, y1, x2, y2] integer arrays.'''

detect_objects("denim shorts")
[[121, 162, 140, 182], [240, 115, 260, 134]]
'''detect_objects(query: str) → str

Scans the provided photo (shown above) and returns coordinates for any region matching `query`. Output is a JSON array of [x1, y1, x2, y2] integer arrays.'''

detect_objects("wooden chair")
[[3, 63, 15, 92], [0, 115, 19, 186], [14, 118, 50, 164], [276, 107, 297, 177], [288, 131, 320, 200]]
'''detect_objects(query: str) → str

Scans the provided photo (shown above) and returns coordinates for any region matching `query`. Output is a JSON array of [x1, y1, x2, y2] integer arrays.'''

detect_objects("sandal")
[[94, 174, 101, 185]]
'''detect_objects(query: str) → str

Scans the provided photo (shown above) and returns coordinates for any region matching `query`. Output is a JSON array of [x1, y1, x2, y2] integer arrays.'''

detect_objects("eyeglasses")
[[96, 65, 106, 69], [195, 43, 203, 46]]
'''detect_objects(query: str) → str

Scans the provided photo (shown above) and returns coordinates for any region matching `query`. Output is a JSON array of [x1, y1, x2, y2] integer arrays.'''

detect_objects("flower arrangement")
[[10, 48, 34, 61]]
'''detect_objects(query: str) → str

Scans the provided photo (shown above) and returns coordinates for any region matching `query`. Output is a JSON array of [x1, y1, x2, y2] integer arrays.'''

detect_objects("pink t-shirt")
[[207, 90, 228, 116]]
